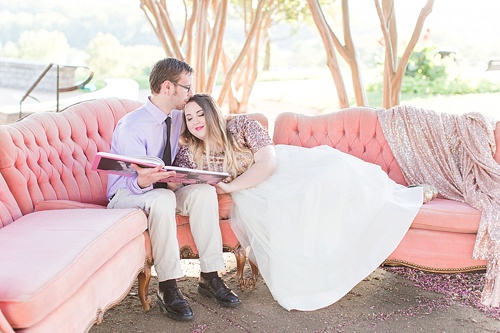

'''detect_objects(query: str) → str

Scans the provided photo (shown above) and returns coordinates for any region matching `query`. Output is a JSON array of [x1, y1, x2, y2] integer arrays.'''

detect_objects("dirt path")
[[89, 258, 500, 333]]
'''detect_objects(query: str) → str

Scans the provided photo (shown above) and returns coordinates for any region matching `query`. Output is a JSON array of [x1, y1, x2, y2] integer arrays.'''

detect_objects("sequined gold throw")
[[377, 105, 500, 307]]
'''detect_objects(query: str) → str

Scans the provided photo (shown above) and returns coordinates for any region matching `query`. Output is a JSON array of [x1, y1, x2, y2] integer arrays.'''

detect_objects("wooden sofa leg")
[[138, 230, 153, 311], [247, 259, 259, 291], [234, 244, 260, 291], [234, 245, 247, 291], [137, 256, 153, 311]]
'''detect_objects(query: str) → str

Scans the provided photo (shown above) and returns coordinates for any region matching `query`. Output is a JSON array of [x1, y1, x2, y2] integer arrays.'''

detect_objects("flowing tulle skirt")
[[230, 145, 422, 311]]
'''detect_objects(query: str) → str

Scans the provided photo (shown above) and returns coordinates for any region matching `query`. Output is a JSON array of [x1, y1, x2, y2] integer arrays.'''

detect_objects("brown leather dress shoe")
[[156, 286, 194, 321], [198, 275, 241, 308]]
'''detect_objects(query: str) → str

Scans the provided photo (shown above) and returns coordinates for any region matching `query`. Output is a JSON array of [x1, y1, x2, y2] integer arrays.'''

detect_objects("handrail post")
[[16, 62, 94, 118], [19, 63, 54, 119]]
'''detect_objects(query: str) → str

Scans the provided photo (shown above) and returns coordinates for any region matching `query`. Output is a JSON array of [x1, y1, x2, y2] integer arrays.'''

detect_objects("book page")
[[92, 151, 229, 185]]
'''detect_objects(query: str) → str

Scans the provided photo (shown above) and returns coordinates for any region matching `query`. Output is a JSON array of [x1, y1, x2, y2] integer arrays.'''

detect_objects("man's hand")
[[131, 164, 176, 189]]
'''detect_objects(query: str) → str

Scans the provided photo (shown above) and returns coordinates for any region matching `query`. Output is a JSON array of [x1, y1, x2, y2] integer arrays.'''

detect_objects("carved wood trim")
[[382, 259, 487, 274]]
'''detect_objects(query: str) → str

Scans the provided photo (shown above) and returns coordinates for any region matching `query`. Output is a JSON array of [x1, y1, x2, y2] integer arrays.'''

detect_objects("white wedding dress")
[[230, 144, 422, 311]]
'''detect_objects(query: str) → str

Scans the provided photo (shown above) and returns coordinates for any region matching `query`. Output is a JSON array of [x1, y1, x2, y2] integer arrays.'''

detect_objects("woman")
[[174, 94, 424, 311]]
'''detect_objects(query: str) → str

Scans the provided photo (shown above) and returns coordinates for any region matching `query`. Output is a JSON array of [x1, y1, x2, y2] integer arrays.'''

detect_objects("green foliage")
[[405, 46, 447, 80], [368, 46, 500, 95], [1, 29, 71, 63], [85, 33, 163, 88], [266, 0, 309, 21]]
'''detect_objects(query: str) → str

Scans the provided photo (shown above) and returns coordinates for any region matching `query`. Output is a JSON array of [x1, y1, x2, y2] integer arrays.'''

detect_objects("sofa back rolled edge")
[[0, 172, 22, 229], [0, 98, 142, 217], [272, 108, 407, 185]]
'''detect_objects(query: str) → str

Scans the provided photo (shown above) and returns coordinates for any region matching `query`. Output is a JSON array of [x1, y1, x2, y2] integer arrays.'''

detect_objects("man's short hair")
[[149, 58, 194, 94]]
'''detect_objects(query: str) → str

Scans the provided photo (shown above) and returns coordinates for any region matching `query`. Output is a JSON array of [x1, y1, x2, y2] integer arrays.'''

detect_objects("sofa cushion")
[[217, 193, 233, 220], [386, 227, 487, 271], [0, 207, 147, 328], [34, 199, 106, 212], [411, 198, 481, 234], [18, 235, 146, 333]]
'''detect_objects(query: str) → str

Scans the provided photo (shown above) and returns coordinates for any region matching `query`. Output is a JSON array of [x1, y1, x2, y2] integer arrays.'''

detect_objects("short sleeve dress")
[[174, 115, 423, 312]]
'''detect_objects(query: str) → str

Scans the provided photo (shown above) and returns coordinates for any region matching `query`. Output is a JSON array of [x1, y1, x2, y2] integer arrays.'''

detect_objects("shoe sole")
[[156, 297, 194, 321], [197, 285, 241, 308]]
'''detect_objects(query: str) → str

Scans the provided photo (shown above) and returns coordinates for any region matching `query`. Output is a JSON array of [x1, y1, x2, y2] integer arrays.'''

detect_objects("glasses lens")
[[175, 82, 190, 93]]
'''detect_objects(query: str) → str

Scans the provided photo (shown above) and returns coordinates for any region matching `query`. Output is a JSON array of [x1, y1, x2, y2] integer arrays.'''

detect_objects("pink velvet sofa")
[[0, 98, 266, 332], [272, 108, 500, 273], [1, 98, 492, 332], [0, 99, 151, 333]]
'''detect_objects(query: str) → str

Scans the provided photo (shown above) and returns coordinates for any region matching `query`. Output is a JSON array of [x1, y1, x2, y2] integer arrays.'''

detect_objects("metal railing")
[[486, 59, 500, 71], [18, 63, 94, 119]]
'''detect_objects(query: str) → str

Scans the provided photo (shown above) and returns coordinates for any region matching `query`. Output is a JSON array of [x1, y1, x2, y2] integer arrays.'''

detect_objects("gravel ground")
[[89, 255, 500, 333]]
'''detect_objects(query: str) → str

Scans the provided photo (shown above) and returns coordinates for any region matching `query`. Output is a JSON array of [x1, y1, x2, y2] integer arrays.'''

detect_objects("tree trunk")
[[307, 0, 349, 109], [217, 0, 270, 112], [375, 0, 434, 108], [140, 0, 271, 113], [263, 31, 271, 71]]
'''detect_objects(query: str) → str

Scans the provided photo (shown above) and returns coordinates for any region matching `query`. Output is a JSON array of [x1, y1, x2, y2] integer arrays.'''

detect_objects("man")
[[107, 57, 240, 321]]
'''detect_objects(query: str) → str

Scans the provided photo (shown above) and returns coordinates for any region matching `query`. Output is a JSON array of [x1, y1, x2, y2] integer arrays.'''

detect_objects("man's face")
[[170, 73, 194, 110]]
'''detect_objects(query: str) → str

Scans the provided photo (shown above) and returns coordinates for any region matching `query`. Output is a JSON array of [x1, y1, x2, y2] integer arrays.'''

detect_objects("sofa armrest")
[[0, 310, 15, 333]]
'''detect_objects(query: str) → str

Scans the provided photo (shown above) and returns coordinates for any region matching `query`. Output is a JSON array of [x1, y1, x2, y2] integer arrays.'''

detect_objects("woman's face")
[[184, 101, 207, 141]]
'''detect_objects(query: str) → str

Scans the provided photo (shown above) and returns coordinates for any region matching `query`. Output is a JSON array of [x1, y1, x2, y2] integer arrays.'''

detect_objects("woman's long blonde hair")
[[180, 94, 253, 180]]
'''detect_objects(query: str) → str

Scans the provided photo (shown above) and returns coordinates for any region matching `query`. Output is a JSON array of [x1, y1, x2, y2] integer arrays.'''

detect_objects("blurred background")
[[1, 0, 499, 120]]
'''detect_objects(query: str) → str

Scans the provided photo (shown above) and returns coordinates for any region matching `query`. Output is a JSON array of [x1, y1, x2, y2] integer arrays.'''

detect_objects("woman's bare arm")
[[216, 145, 276, 193]]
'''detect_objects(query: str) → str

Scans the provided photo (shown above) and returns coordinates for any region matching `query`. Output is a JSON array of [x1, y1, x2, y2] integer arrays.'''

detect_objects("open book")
[[91, 151, 230, 185]]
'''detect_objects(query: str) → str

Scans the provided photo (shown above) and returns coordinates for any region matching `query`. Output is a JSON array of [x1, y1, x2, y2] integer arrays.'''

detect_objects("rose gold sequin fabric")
[[174, 115, 273, 174], [377, 105, 500, 307]]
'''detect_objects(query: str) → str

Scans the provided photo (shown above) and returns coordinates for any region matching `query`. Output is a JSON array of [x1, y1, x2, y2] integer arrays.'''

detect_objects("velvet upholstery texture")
[[0, 208, 146, 328], [273, 109, 406, 184], [0, 98, 140, 213], [0, 97, 244, 254], [17, 235, 146, 333], [0, 98, 268, 331], [0, 173, 22, 229], [0, 99, 149, 332], [273, 108, 489, 272]]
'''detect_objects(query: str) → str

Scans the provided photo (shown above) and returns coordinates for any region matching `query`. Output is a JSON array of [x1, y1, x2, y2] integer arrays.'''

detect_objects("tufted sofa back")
[[272, 107, 407, 185], [0, 172, 22, 229], [0, 98, 142, 216]]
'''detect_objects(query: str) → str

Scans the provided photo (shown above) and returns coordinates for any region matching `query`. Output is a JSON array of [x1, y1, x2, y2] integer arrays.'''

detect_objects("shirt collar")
[[145, 97, 172, 124]]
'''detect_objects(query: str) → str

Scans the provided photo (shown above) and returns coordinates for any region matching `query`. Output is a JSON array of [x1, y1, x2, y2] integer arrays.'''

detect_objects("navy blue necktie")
[[154, 117, 171, 189], [162, 116, 172, 166]]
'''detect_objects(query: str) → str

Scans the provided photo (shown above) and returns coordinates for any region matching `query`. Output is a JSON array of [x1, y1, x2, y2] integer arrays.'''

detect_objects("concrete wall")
[[0, 58, 76, 92]]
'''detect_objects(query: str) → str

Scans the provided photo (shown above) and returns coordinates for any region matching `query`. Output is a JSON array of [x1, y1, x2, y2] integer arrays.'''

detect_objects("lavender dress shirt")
[[106, 97, 184, 199]]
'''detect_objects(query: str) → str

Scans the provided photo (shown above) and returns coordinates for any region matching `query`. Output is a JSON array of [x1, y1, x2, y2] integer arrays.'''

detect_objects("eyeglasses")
[[171, 81, 192, 93]]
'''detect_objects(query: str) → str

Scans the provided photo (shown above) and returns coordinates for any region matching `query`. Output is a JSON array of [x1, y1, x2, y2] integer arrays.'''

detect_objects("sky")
[[349, 0, 500, 64]]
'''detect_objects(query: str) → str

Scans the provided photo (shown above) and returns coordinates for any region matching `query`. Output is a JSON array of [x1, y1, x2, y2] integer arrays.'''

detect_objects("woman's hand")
[[215, 182, 231, 194], [131, 163, 176, 189]]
